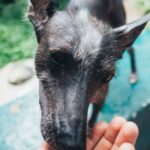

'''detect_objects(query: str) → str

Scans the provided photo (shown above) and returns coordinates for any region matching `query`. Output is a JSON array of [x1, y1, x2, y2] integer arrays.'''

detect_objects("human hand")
[[38, 117, 139, 150]]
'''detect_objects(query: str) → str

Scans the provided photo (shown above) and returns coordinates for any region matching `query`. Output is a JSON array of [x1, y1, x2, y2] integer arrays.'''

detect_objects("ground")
[[0, 28, 150, 150]]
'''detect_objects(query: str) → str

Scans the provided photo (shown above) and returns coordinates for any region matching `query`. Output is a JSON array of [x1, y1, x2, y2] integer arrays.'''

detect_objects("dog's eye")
[[106, 75, 114, 82], [49, 51, 67, 66], [48, 51, 77, 73], [102, 74, 114, 84]]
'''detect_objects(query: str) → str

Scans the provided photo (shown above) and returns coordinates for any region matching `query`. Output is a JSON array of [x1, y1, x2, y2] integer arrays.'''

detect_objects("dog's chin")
[[41, 122, 86, 150], [42, 133, 55, 146], [44, 136, 85, 150], [40, 123, 56, 148]]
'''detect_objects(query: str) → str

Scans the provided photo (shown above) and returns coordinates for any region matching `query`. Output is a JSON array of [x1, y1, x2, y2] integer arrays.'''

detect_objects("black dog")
[[28, 0, 150, 149]]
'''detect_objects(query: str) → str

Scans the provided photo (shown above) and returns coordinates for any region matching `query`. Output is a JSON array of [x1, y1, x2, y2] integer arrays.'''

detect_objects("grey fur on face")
[[46, 9, 111, 67], [28, 0, 150, 149]]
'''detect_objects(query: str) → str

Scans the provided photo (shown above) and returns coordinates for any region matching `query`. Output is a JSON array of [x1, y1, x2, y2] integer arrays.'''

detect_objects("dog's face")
[[29, 1, 149, 149], [35, 10, 117, 149]]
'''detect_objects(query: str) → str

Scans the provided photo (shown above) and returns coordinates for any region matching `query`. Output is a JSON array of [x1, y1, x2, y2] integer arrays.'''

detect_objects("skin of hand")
[[38, 116, 139, 150]]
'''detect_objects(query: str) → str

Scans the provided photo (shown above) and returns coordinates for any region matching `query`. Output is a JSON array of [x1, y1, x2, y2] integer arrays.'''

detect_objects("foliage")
[[59, 0, 69, 10], [0, 0, 149, 68], [0, 0, 37, 68], [0, 0, 69, 68], [0, 22, 37, 68], [137, 0, 150, 14]]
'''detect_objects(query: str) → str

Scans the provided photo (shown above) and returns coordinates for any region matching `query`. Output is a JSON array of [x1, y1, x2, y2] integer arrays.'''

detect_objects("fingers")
[[114, 122, 139, 146], [38, 142, 52, 150], [87, 121, 108, 150], [94, 117, 126, 150], [119, 143, 135, 150], [39, 118, 138, 150]]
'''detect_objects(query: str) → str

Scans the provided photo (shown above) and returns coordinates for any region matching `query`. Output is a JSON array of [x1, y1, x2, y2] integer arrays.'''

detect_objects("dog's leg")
[[88, 84, 109, 128], [88, 103, 104, 128], [128, 47, 138, 84], [107, 0, 138, 84]]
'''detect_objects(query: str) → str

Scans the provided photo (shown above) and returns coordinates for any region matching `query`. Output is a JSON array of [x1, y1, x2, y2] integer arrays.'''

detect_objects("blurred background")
[[0, 0, 150, 150]]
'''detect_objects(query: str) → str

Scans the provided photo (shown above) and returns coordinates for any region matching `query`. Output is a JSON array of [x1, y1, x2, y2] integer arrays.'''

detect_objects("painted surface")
[[99, 29, 150, 122]]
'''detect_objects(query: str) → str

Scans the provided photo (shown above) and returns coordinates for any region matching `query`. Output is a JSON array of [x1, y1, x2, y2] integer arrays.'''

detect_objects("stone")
[[8, 59, 35, 85]]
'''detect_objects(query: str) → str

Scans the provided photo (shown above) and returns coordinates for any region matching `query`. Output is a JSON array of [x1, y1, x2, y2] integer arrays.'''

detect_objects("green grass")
[[0, 0, 148, 68], [0, 22, 37, 68], [59, 0, 69, 10], [137, 0, 150, 14], [0, 0, 37, 68], [0, 0, 69, 68]]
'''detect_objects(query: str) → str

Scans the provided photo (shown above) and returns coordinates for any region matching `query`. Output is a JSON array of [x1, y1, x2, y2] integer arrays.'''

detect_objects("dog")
[[28, 0, 150, 149]]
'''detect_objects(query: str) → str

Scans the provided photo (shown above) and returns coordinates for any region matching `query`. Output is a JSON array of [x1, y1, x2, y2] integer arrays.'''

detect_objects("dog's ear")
[[104, 14, 150, 58], [113, 14, 150, 50], [28, 0, 59, 42]]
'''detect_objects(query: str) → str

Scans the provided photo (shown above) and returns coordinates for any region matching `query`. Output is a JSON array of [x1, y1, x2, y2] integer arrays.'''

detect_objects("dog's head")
[[28, 0, 150, 149]]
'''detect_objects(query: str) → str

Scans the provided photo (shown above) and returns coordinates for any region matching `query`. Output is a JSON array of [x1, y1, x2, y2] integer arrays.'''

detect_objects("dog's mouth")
[[41, 117, 87, 150]]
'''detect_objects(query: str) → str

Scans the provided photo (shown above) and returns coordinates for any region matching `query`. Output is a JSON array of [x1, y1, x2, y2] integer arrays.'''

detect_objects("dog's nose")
[[56, 132, 85, 150], [54, 119, 87, 150]]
